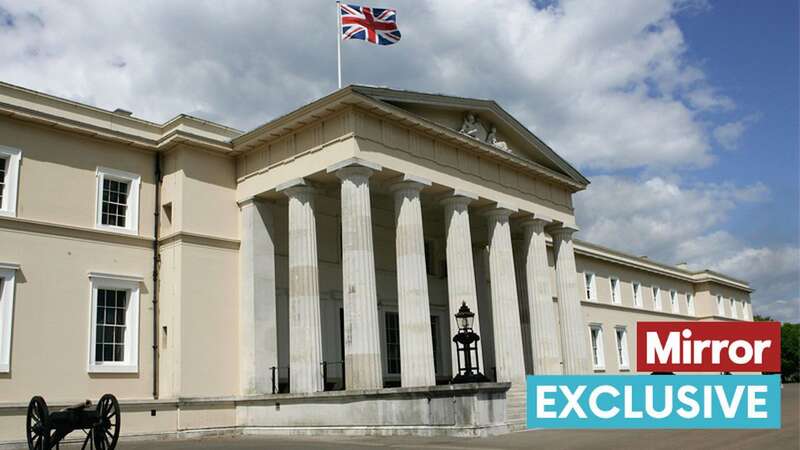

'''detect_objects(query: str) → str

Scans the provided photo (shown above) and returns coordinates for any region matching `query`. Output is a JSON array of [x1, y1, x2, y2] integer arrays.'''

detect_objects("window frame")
[[731, 298, 739, 319], [95, 167, 141, 235], [652, 286, 661, 310], [670, 289, 679, 314], [584, 272, 597, 302], [383, 310, 401, 375], [88, 273, 141, 373], [589, 324, 605, 371], [632, 281, 643, 308], [0, 146, 22, 218], [609, 277, 621, 304], [686, 293, 695, 316], [0, 263, 19, 373], [716, 295, 725, 316], [614, 326, 630, 370]]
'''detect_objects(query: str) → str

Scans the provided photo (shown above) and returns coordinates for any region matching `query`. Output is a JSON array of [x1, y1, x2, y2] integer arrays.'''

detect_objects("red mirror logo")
[[636, 322, 781, 372]]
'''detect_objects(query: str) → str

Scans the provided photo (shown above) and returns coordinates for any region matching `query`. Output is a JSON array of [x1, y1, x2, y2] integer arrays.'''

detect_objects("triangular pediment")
[[350, 85, 589, 188]]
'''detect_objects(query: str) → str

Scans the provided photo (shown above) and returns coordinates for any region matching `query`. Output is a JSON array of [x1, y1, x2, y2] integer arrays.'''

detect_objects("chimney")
[[113, 108, 133, 117]]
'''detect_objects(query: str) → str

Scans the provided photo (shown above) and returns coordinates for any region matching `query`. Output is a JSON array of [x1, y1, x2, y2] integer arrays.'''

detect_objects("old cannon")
[[25, 394, 120, 450]]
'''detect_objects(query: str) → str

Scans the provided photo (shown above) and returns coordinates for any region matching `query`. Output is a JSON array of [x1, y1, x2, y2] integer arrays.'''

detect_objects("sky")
[[0, 0, 797, 322]]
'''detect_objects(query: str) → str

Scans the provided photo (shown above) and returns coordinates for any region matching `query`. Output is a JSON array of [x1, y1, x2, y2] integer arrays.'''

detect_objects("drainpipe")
[[152, 152, 162, 399]]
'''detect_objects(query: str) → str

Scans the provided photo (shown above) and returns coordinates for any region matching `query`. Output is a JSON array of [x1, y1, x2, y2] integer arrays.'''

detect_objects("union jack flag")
[[339, 3, 401, 46]]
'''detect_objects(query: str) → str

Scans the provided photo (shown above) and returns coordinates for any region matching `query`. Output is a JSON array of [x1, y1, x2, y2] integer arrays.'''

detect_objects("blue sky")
[[673, 1, 799, 249], [0, 0, 797, 321]]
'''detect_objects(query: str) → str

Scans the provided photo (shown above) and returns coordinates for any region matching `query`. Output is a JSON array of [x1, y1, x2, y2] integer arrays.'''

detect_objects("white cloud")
[[685, 86, 735, 111], [699, 244, 800, 322], [713, 114, 760, 150], [574, 175, 767, 258], [0, 0, 736, 170], [575, 176, 799, 322]]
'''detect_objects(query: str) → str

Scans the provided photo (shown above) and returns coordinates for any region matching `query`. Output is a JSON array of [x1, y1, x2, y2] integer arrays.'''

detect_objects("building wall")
[[575, 254, 697, 316], [0, 118, 157, 235], [0, 117, 156, 403], [176, 240, 239, 396], [173, 146, 239, 240], [236, 110, 358, 201], [571, 254, 752, 375], [695, 281, 753, 320], [0, 102, 754, 408], [158, 146, 240, 398]]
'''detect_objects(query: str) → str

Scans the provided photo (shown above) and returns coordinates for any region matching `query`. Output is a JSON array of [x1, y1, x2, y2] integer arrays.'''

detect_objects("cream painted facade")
[[0, 82, 753, 445]]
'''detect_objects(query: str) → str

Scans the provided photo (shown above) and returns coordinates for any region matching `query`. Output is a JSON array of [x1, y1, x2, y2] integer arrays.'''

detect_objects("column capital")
[[326, 157, 382, 175], [519, 216, 554, 232], [331, 165, 375, 182], [237, 196, 270, 209], [388, 176, 430, 197], [276, 178, 315, 197], [438, 189, 479, 207], [480, 204, 517, 219], [548, 224, 580, 240], [387, 173, 432, 187]]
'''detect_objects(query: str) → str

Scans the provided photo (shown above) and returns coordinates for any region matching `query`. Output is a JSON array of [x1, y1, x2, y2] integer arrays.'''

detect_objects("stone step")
[[505, 385, 528, 426]]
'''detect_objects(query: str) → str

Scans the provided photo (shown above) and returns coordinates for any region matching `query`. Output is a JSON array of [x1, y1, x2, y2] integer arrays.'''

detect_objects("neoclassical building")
[[0, 82, 752, 443]]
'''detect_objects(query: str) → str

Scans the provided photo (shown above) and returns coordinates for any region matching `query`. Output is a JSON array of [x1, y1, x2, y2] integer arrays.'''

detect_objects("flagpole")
[[336, 1, 342, 89]]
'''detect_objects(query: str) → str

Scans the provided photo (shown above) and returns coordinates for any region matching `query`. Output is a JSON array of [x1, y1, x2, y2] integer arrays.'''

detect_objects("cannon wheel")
[[26, 396, 51, 450], [87, 394, 120, 450]]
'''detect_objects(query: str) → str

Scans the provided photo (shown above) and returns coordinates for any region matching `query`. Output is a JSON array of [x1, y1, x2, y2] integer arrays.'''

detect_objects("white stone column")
[[521, 218, 562, 374], [473, 244, 495, 374], [483, 207, 526, 384], [391, 179, 436, 387], [512, 238, 533, 374], [550, 225, 592, 374], [238, 198, 278, 395], [334, 165, 383, 390], [441, 193, 483, 376], [279, 181, 324, 393]]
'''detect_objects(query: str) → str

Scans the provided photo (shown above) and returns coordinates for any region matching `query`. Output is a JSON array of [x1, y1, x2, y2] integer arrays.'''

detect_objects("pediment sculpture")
[[486, 125, 508, 151], [458, 112, 485, 140], [458, 112, 510, 153]]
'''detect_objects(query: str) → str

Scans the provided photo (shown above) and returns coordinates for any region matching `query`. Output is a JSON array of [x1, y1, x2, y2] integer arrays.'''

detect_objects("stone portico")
[[234, 86, 593, 429]]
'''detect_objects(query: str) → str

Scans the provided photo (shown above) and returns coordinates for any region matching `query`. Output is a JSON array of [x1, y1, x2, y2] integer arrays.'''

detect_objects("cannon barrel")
[[62, 400, 92, 412]]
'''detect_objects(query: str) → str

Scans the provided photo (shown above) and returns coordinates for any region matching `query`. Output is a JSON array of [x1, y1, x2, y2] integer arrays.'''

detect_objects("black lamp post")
[[451, 302, 489, 383]]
